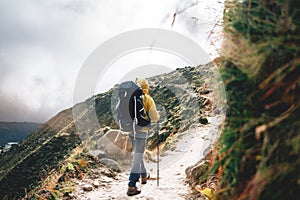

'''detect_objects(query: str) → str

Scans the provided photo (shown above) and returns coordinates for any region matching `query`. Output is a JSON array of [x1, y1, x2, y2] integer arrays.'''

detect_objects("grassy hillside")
[[0, 63, 219, 199], [210, 0, 300, 199], [0, 109, 81, 199], [0, 122, 41, 146]]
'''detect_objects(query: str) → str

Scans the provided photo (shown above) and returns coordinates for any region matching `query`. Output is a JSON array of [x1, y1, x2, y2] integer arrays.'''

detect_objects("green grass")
[[212, 0, 300, 199]]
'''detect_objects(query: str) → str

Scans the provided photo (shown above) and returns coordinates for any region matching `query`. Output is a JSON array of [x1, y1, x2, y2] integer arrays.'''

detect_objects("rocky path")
[[74, 115, 223, 200]]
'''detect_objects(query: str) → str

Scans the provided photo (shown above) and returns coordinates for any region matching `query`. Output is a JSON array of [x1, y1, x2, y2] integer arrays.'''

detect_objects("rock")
[[185, 160, 209, 188], [199, 117, 208, 125], [101, 176, 113, 183], [101, 168, 117, 178], [203, 147, 212, 160], [68, 193, 75, 198], [63, 192, 74, 199], [206, 117, 213, 124], [82, 184, 93, 192], [92, 180, 100, 188], [144, 151, 156, 162], [97, 130, 133, 160], [100, 158, 123, 172], [89, 149, 105, 159], [100, 176, 112, 183], [60, 132, 70, 137]]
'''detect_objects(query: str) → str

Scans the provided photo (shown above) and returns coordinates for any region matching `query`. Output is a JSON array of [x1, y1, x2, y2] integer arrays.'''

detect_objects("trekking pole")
[[157, 123, 159, 187]]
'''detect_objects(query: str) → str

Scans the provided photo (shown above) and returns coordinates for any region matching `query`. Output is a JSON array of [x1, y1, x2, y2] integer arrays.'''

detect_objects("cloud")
[[0, 0, 223, 122], [0, 93, 47, 122]]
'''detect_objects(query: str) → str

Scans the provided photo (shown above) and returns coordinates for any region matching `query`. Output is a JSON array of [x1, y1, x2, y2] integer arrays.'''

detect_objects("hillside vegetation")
[[211, 0, 300, 199]]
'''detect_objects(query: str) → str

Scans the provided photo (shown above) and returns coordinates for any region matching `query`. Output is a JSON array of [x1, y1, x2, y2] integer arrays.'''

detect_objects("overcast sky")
[[0, 0, 224, 123]]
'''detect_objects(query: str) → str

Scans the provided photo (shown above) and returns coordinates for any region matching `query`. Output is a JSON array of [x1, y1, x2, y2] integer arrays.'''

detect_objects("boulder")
[[101, 168, 117, 178], [185, 160, 209, 189], [97, 130, 133, 159], [100, 158, 123, 172], [89, 149, 105, 159]]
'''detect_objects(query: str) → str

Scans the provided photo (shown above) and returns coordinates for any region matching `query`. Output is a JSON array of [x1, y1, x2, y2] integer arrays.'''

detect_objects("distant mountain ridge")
[[0, 122, 41, 146]]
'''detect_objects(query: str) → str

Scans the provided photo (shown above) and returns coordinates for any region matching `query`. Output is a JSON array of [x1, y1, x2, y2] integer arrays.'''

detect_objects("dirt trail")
[[74, 115, 223, 200]]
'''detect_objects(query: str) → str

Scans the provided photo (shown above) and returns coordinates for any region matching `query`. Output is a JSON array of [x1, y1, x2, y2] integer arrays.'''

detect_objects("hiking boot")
[[141, 174, 150, 184], [127, 186, 141, 196]]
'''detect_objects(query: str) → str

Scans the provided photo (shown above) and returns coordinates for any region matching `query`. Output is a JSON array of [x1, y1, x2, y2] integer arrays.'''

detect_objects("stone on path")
[[100, 158, 123, 172], [92, 180, 100, 188], [82, 184, 93, 192]]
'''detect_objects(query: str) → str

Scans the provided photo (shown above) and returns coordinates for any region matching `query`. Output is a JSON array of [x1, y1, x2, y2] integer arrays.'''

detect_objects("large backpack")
[[117, 81, 151, 132]]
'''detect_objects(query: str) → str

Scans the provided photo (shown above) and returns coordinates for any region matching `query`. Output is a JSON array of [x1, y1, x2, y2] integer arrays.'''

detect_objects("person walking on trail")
[[127, 78, 160, 196]]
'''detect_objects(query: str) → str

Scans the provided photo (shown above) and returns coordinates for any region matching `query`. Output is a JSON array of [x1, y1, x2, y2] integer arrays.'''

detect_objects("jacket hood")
[[136, 78, 150, 95]]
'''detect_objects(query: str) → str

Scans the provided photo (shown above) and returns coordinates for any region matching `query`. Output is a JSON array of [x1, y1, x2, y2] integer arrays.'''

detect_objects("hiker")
[[118, 78, 160, 196]]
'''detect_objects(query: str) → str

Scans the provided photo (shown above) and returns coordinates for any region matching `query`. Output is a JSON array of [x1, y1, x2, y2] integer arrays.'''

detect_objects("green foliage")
[[147, 66, 213, 149], [147, 85, 182, 149], [33, 190, 60, 200], [95, 90, 115, 127], [0, 134, 81, 199], [213, 0, 300, 199], [67, 163, 74, 171], [212, 65, 261, 195]]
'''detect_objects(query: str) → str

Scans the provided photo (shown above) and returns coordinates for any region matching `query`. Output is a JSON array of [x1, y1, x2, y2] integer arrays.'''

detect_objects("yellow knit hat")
[[136, 78, 150, 95]]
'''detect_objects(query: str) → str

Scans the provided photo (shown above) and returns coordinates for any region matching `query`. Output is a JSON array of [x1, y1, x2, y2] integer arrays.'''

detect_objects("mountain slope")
[[0, 63, 220, 199], [0, 122, 41, 146]]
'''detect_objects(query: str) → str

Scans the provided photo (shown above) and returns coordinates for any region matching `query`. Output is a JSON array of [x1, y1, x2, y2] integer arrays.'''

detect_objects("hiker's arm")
[[148, 97, 160, 123]]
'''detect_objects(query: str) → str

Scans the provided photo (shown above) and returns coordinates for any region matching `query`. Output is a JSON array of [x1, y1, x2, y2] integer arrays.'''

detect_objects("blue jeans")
[[128, 134, 147, 187]]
